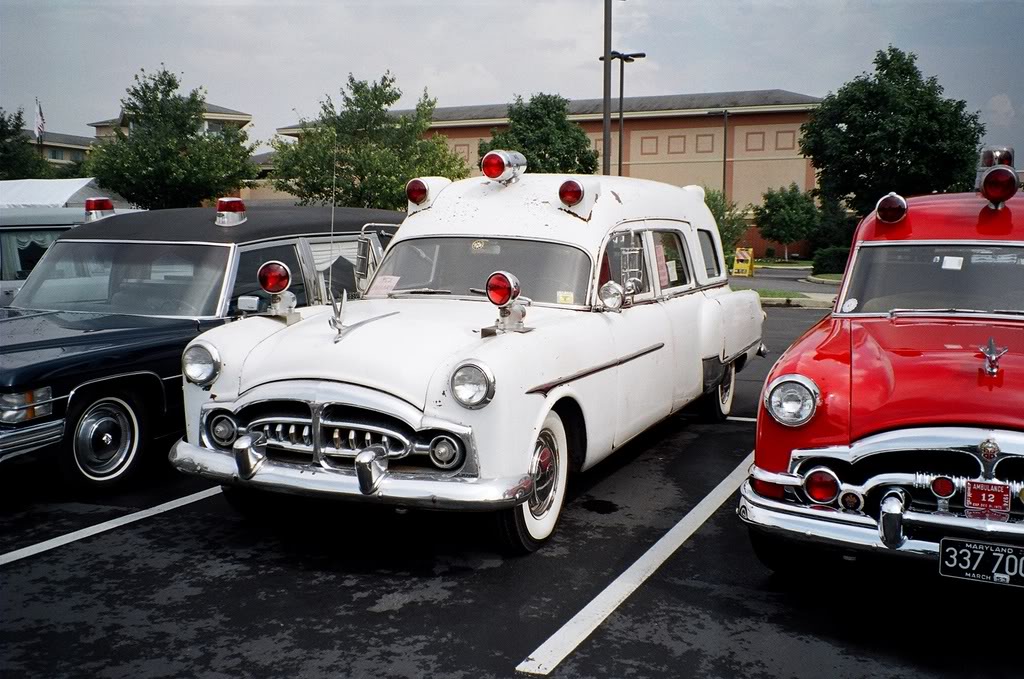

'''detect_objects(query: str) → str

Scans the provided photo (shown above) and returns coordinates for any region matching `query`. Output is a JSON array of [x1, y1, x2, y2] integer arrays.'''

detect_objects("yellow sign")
[[731, 248, 754, 277]]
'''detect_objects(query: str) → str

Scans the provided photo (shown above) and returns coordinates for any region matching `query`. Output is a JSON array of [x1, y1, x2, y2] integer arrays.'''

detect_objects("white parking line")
[[0, 486, 222, 567], [726, 415, 757, 423], [516, 453, 753, 676]]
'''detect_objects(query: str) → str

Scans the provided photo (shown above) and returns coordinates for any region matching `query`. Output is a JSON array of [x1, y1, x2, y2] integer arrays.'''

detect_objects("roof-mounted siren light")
[[215, 197, 247, 226], [976, 146, 1018, 210], [480, 150, 527, 185], [875, 192, 908, 224], [405, 176, 453, 214], [84, 197, 115, 223]]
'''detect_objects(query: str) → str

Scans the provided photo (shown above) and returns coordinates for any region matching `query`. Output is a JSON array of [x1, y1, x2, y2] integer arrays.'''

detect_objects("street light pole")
[[601, 51, 646, 176], [708, 109, 730, 200], [602, 0, 612, 175]]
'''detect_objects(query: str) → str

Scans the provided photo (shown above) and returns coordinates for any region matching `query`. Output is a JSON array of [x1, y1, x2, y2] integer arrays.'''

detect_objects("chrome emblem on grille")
[[979, 337, 1008, 377], [979, 439, 1000, 461]]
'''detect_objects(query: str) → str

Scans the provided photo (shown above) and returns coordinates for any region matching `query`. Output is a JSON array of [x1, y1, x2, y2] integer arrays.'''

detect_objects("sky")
[[2, 0, 1022, 157]]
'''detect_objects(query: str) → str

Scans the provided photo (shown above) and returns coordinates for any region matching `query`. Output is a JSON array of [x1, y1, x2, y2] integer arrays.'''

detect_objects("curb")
[[759, 297, 834, 309], [756, 264, 812, 270], [805, 275, 842, 286]]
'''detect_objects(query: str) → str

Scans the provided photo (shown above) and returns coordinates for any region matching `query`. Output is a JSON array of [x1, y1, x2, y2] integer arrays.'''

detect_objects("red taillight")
[[804, 469, 840, 504], [485, 271, 520, 307], [980, 166, 1019, 205], [217, 197, 245, 213], [558, 180, 584, 207], [875, 192, 907, 223], [931, 476, 956, 499], [85, 197, 114, 212], [406, 179, 428, 205], [752, 479, 785, 499], [257, 261, 290, 294], [481, 152, 506, 180]]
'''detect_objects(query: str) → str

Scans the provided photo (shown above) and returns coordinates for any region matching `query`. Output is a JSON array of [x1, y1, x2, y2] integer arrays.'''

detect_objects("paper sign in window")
[[368, 275, 400, 296], [941, 256, 964, 271], [655, 242, 669, 287]]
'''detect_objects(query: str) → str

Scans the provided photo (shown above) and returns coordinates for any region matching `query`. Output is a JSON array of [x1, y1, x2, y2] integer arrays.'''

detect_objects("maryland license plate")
[[965, 480, 1011, 512], [940, 538, 1024, 588]]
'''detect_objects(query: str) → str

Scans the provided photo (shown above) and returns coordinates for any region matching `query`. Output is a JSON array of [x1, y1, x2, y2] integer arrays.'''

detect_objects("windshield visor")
[[13, 241, 231, 317], [840, 243, 1024, 315], [366, 237, 592, 306]]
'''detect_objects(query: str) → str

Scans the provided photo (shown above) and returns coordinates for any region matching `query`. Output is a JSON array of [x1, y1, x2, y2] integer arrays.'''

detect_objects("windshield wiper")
[[992, 309, 1024, 316], [387, 288, 451, 297], [888, 307, 989, 318]]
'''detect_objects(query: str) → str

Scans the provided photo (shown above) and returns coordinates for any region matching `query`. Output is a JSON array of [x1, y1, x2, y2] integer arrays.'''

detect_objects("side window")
[[308, 238, 359, 298], [229, 244, 307, 313], [697, 230, 722, 279], [599, 230, 650, 295], [0, 229, 64, 281], [652, 231, 691, 291]]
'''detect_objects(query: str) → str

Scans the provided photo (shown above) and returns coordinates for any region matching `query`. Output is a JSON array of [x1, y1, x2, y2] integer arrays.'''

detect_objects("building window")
[[454, 144, 470, 162], [696, 134, 715, 153], [668, 135, 686, 154], [776, 130, 796, 150], [72, 150, 85, 162], [206, 121, 225, 134], [745, 132, 765, 152], [640, 136, 659, 155], [47, 149, 64, 160]]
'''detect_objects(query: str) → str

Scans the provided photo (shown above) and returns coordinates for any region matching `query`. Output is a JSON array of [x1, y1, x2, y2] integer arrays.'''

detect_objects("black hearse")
[[0, 199, 400, 487]]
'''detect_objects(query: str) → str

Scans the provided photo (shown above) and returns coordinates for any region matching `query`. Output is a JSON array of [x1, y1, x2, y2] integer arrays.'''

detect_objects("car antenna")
[[328, 126, 338, 295]]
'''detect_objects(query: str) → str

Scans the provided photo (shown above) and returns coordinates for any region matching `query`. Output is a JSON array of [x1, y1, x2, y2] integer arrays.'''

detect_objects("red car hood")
[[849, 318, 1024, 440]]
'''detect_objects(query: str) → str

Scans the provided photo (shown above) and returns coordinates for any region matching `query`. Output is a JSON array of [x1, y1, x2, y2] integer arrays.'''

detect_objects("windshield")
[[366, 237, 592, 306], [841, 243, 1024, 315], [12, 241, 231, 317]]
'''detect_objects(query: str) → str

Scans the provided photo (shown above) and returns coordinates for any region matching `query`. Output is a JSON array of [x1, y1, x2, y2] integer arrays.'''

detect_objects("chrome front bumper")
[[0, 419, 65, 463], [169, 438, 533, 511], [738, 480, 1024, 559]]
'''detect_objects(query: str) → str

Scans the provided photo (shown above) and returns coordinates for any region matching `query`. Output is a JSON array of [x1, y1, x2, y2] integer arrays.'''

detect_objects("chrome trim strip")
[[525, 343, 665, 396], [68, 371, 168, 415], [170, 438, 531, 510], [60, 239, 235, 247], [0, 419, 65, 460]]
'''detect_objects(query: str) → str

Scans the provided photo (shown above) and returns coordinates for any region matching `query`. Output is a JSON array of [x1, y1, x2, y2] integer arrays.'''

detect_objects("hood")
[[849, 318, 1024, 439], [0, 307, 199, 389], [238, 298, 537, 409]]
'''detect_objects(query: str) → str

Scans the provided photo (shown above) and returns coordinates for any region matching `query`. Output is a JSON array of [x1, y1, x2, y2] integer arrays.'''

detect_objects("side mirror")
[[237, 295, 261, 312], [598, 281, 625, 312], [354, 237, 371, 283], [624, 277, 643, 296]]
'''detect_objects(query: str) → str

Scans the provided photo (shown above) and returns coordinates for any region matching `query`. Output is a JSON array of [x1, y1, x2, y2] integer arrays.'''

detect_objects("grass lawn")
[[816, 273, 843, 281], [757, 289, 809, 299], [754, 259, 812, 268]]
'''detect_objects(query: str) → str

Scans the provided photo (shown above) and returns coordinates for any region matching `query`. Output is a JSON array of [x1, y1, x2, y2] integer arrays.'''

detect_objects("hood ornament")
[[327, 289, 399, 344], [979, 337, 1009, 376]]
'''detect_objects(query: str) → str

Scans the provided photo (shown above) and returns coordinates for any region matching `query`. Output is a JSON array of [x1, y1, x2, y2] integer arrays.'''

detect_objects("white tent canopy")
[[0, 178, 132, 209]]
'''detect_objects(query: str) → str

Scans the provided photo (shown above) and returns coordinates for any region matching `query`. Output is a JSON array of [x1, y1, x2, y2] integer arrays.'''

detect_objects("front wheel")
[[498, 411, 569, 554], [62, 392, 147, 488]]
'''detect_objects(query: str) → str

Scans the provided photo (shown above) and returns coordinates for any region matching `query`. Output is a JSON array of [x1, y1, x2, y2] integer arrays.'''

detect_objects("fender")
[[67, 370, 169, 415]]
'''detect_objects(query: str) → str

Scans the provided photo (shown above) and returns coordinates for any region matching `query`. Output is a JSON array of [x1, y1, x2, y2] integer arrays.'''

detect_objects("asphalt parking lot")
[[1, 307, 1020, 679]]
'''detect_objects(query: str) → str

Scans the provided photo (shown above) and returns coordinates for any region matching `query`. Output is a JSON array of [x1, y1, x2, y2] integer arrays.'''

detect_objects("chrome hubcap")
[[75, 402, 133, 477], [529, 431, 559, 518]]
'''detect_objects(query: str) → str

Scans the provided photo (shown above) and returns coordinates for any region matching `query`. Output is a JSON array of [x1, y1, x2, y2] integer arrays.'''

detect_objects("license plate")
[[965, 480, 1011, 512], [940, 538, 1024, 588]]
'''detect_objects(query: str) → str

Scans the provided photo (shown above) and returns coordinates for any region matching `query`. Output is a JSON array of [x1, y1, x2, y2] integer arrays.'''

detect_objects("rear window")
[[697, 230, 722, 278]]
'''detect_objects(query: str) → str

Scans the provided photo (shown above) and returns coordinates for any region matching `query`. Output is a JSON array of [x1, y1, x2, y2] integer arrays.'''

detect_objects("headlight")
[[450, 362, 495, 409], [765, 374, 819, 427], [0, 387, 53, 423], [183, 342, 221, 386]]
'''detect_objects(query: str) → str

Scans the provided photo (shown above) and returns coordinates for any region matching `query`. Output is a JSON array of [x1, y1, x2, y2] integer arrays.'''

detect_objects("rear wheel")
[[498, 411, 569, 554], [699, 361, 735, 422], [62, 392, 147, 488]]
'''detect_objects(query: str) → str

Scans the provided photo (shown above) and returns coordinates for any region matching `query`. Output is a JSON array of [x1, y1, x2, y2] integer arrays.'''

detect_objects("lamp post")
[[708, 109, 729, 200], [601, 0, 628, 175], [600, 50, 646, 176]]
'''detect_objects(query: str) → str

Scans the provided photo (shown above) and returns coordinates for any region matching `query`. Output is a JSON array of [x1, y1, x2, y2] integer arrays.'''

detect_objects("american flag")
[[35, 98, 45, 140]]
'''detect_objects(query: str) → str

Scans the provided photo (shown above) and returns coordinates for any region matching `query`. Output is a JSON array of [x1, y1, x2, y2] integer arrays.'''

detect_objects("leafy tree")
[[702, 187, 750, 254], [0, 107, 52, 180], [271, 72, 469, 209], [86, 66, 257, 209], [800, 46, 985, 217], [479, 93, 598, 174], [753, 183, 820, 260], [809, 195, 857, 252]]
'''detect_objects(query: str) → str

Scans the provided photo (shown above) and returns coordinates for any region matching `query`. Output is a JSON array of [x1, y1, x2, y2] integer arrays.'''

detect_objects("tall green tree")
[[753, 183, 820, 260], [271, 72, 469, 209], [800, 46, 985, 217], [702, 187, 750, 254], [87, 66, 257, 209], [479, 93, 598, 174], [0, 108, 52, 180]]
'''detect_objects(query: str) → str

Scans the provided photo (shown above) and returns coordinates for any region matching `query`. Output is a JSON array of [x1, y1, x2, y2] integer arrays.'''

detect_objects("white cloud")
[[986, 93, 1015, 128]]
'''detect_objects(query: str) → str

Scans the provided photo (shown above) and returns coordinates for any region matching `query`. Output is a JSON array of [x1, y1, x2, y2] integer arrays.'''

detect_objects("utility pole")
[[602, 0, 612, 175]]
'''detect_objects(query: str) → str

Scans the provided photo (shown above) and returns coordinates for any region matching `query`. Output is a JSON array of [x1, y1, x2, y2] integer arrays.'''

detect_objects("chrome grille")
[[320, 419, 409, 458], [251, 417, 315, 456]]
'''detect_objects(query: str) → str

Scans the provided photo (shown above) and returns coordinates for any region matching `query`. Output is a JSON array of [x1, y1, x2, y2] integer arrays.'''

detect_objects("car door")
[[647, 222, 704, 411], [596, 224, 673, 446]]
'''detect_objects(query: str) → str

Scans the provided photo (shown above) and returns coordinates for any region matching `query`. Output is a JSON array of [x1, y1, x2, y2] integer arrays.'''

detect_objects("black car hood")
[[0, 307, 202, 389]]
